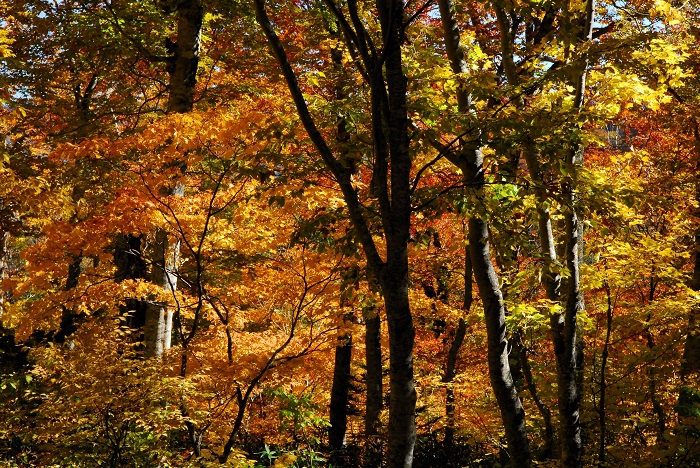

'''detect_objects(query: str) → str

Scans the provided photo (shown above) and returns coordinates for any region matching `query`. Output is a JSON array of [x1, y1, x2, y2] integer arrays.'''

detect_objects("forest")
[[0, 0, 699, 466]]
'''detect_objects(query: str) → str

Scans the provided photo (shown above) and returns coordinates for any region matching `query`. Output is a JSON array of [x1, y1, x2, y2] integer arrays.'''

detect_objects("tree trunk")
[[553, 4, 595, 463], [0, 231, 8, 319], [114, 234, 148, 345], [597, 282, 613, 463], [444, 317, 467, 447], [167, 0, 203, 114], [144, 229, 180, 358], [526, 138, 585, 466], [468, 212, 532, 467], [436, 0, 531, 464], [381, 263, 416, 468], [141, 0, 202, 358], [444, 244, 472, 446], [55, 255, 84, 344], [683, 293, 700, 377], [553, 183, 584, 467], [254, 0, 416, 464], [365, 311, 383, 438], [645, 276, 667, 441], [329, 332, 353, 450], [513, 330, 554, 459]]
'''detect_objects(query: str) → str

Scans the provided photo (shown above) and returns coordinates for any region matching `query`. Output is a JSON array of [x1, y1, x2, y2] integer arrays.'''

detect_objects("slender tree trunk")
[[645, 277, 666, 440], [526, 138, 585, 466], [114, 234, 148, 342], [56, 255, 84, 344], [523, 1, 593, 462], [597, 281, 613, 463], [468, 212, 532, 467], [444, 318, 467, 447], [381, 268, 416, 468], [144, 229, 180, 358], [327, 30, 356, 455], [444, 243, 472, 446], [513, 330, 554, 459], [646, 330, 666, 439], [167, 0, 203, 114], [554, 187, 584, 467], [437, 0, 531, 464], [365, 311, 383, 438], [0, 231, 8, 319], [329, 332, 353, 450], [683, 246, 700, 376]]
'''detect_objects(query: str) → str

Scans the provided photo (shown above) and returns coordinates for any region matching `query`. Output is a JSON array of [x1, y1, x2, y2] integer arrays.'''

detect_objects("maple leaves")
[[1, 0, 700, 465]]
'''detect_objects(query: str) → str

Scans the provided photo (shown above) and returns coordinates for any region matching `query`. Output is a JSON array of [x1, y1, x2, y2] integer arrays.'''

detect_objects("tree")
[[253, 1, 419, 466]]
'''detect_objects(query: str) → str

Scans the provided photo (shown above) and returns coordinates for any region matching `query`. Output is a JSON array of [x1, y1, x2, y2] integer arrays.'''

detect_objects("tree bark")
[[513, 330, 554, 459], [365, 311, 383, 438], [329, 332, 353, 450], [554, 173, 584, 467], [468, 210, 532, 467], [0, 231, 8, 319], [254, 0, 416, 465], [381, 269, 416, 468], [552, 4, 595, 465], [114, 234, 148, 344], [437, 0, 531, 464], [141, 0, 202, 358], [444, 244, 472, 446], [144, 229, 180, 358], [166, 0, 203, 114], [645, 277, 666, 440], [55, 255, 84, 344], [517, 0, 593, 462], [444, 317, 467, 447]]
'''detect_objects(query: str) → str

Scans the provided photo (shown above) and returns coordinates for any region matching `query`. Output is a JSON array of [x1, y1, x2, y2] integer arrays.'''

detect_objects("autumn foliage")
[[1, 0, 700, 466]]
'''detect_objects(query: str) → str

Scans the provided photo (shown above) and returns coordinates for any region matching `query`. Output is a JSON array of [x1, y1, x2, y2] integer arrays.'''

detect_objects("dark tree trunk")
[[55, 255, 84, 344], [254, 0, 416, 464], [526, 139, 585, 465], [328, 29, 356, 456], [444, 317, 467, 447], [468, 212, 532, 467], [553, 183, 584, 468], [114, 234, 148, 341], [381, 269, 416, 468], [365, 311, 383, 438], [645, 277, 666, 440], [517, 1, 593, 462], [553, 4, 595, 463], [0, 231, 8, 320], [444, 244, 472, 446], [329, 333, 353, 450], [371, 49, 414, 468], [683, 282, 700, 377], [166, 0, 203, 114], [513, 330, 554, 459]]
